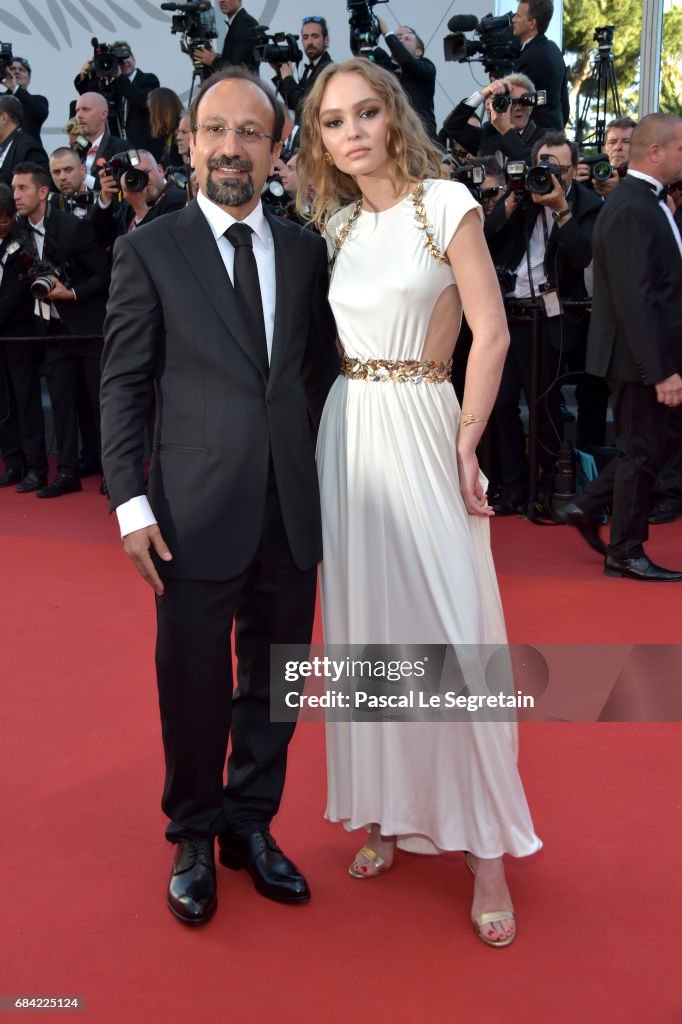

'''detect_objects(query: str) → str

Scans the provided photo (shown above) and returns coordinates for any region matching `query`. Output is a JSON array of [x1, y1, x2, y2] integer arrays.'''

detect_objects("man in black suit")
[[100, 68, 337, 925], [74, 43, 159, 149], [0, 183, 47, 490], [512, 0, 569, 132], [74, 92, 127, 191], [558, 114, 682, 580], [194, 0, 259, 76], [443, 74, 543, 165], [2, 58, 48, 142], [91, 149, 186, 246], [375, 18, 436, 138], [271, 17, 333, 122], [13, 162, 109, 498], [484, 132, 602, 513], [0, 95, 48, 186]]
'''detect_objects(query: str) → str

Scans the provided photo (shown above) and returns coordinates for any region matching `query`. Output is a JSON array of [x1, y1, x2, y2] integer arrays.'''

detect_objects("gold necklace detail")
[[330, 182, 448, 275]]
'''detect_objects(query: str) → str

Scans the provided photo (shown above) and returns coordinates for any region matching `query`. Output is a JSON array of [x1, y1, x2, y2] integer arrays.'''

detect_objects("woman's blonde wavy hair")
[[296, 58, 447, 233]]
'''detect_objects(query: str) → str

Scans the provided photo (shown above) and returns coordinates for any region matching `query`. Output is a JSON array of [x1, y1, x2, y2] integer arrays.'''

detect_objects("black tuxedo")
[[514, 34, 569, 131], [577, 174, 682, 557], [275, 51, 333, 119], [0, 226, 46, 477], [10, 86, 48, 140], [90, 182, 186, 248], [90, 131, 128, 164], [22, 205, 109, 476], [442, 102, 542, 163], [381, 35, 436, 139], [101, 198, 338, 841], [214, 7, 259, 74], [0, 128, 49, 186]]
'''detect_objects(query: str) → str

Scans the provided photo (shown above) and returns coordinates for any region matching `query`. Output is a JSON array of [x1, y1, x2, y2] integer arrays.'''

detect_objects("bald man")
[[74, 92, 126, 190], [558, 113, 682, 581]]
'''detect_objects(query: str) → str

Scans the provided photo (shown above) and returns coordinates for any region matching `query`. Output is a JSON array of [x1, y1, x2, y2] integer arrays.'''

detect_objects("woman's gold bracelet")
[[461, 414, 490, 427]]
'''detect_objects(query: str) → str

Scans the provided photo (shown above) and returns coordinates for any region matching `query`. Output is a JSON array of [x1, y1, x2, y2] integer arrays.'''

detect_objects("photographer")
[[271, 17, 333, 120], [193, 0, 259, 74], [2, 58, 48, 142], [576, 117, 636, 198], [49, 147, 92, 217], [0, 182, 47, 491], [0, 94, 48, 186], [75, 42, 159, 150], [442, 74, 543, 166], [74, 92, 126, 190], [375, 18, 436, 138], [484, 132, 601, 512], [512, 0, 569, 131], [92, 150, 185, 246], [12, 162, 109, 498]]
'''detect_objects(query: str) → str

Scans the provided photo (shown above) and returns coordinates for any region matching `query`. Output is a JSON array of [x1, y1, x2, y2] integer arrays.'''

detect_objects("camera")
[[443, 13, 520, 79], [347, 0, 388, 58], [0, 41, 13, 68], [491, 87, 547, 113], [49, 190, 95, 214], [252, 26, 303, 65], [451, 162, 485, 201], [593, 25, 615, 50], [495, 266, 517, 293], [161, 2, 218, 59], [16, 249, 70, 301], [580, 152, 613, 182], [103, 150, 149, 192], [90, 37, 130, 83], [505, 158, 557, 198]]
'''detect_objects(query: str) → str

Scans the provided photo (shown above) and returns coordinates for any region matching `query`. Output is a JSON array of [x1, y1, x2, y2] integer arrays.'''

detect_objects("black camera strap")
[[524, 205, 548, 301]]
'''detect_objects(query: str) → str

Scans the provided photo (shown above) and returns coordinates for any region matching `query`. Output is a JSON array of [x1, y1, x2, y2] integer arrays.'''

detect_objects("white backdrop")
[[0, 0, 499, 151]]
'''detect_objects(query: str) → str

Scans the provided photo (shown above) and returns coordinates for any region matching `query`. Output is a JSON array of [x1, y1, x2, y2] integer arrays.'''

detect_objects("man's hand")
[[3, 66, 15, 90], [575, 161, 591, 185], [655, 373, 682, 407], [78, 58, 93, 80], [377, 15, 389, 35], [192, 46, 216, 67], [123, 525, 172, 595], [531, 172, 568, 213], [504, 191, 522, 218], [593, 170, 620, 197], [45, 279, 75, 302], [489, 101, 513, 136], [98, 167, 119, 205], [122, 179, 151, 220], [481, 78, 507, 99], [273, 61, 293, 78]]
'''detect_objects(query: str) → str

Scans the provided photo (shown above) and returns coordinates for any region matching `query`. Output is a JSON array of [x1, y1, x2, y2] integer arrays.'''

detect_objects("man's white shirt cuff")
[[116, 494, 157, 537]]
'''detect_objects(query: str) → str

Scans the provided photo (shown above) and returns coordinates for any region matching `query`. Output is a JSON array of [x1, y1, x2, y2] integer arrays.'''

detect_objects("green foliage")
[[563, 0, 682, 124]]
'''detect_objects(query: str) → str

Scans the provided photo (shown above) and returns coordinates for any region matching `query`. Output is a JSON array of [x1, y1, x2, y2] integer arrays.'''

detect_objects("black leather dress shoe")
[[167, 838, 217, 925], [648, 499, 682, 525], [16, 471, 47, 494], [218, 829, 310, 904], [554, 502, 606, 556], [0, 467, 23, 487], [36, 474, 82, 498], [604, 554, 682, 582]]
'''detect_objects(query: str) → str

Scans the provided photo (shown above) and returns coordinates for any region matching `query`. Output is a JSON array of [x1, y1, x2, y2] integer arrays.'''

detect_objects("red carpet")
[[2, 479, 681, 1023]]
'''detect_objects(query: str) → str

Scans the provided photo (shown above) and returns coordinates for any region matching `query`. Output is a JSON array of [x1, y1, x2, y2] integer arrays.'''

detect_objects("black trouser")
[[576, 379, 668, 558], [155, 477, 317, 843], [652, 405, 682, 504], [42, 329, 102, 476], [486, 314, 563, 499], [0, 339, 47, 476]]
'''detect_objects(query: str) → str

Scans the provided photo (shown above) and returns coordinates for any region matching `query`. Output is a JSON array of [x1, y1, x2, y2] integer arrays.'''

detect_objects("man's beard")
[[206, 157, 254, 206]]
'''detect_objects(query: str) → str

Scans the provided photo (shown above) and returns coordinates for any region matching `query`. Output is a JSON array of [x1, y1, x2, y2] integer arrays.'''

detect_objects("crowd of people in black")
[[0, 0, 681, 578]]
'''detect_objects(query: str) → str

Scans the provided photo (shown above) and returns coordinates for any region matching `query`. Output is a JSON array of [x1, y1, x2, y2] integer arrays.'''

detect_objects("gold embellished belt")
[[340, 356, 452, 384]]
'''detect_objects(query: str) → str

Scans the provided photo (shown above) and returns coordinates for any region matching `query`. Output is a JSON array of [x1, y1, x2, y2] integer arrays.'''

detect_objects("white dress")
[[317, 179, 541, 858]]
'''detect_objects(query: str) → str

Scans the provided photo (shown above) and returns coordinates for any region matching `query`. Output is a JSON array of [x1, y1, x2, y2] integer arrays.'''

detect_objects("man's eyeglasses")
[[538, 159, 572, 173], [193, 124, 275, 145]]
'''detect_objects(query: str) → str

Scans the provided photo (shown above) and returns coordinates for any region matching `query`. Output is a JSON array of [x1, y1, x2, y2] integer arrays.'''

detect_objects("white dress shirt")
[[85, 131, 105, 190], [115, 192, 277, 538]]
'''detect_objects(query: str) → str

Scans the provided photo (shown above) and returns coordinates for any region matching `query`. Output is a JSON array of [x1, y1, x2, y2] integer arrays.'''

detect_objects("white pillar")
[[639, 0, 664, 116]]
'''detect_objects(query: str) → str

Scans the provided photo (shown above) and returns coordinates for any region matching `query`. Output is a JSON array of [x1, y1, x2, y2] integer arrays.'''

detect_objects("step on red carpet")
[[2, 479, 681, 1023]]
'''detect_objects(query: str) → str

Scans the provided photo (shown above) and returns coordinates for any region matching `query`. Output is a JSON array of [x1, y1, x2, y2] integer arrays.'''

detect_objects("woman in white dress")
[[298, 59, 541, 947]]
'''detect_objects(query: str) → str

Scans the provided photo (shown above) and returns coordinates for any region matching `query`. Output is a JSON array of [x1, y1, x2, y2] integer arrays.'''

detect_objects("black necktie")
[[301, 64, 313, 84], [225, 222, 269, 374]]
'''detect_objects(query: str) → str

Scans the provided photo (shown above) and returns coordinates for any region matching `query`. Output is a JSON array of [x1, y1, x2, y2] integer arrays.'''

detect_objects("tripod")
[[576, 28, 621, 152]]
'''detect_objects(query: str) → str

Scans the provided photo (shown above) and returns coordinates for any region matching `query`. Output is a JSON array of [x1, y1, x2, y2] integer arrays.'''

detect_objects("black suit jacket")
[[442, 101, 542, 162], [10, 86, 48, 140], [586, 175, 682, 384], [275, 52, 333, 119], [514, 34, 569, 132], [101, 199, 339, 580], [381, 35, 436, 139], [0, 128, 49, 186], [110, 69, 160, 150], [0, 226, 34, 338], [215, 8, 259, 74], [19, 205, 109, 336], [90, 182, 187, 247]]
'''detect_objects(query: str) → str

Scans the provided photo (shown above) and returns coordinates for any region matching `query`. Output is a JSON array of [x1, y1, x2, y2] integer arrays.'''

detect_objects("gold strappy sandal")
[[464, 851, 516, 948], [348, 845, 390, 879]]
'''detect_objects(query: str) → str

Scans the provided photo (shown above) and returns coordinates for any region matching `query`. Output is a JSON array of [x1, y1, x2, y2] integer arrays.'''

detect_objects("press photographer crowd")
[[0, 0, 681, 578]]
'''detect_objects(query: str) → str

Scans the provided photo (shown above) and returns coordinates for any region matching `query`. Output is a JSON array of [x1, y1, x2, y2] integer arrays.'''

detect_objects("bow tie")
[[645, 180, 669, 200]]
